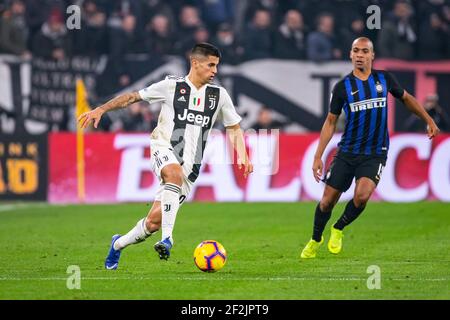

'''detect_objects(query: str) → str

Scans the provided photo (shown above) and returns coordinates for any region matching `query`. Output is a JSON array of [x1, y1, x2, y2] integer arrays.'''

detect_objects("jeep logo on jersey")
[[349, 97, 386, 112], [178, 109, 211, 127]]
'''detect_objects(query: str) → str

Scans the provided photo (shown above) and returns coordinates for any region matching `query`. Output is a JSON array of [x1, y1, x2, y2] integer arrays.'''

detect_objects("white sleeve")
[[138, 79, 169, 104], [220, 88, 242, 127]]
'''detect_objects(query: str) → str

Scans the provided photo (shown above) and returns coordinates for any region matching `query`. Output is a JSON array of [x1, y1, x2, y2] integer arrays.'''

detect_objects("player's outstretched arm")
[[77, 91, 142, 129], [313, 113, 339, 182], [401, 91, 440, 139], [226, 124, 253, 178]]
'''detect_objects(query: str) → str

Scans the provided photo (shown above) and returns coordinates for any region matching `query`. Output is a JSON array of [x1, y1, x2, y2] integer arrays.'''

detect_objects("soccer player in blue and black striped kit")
[[301, 37, 440, 258]]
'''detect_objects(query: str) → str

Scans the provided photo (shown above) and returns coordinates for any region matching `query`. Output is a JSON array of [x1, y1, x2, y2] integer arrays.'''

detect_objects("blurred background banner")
[[0, 0, 449, 203], [47, 132, 450, 203], [0, 133, 48, 201], [28, 56, 103, 127], [1, 57, 449, 134]]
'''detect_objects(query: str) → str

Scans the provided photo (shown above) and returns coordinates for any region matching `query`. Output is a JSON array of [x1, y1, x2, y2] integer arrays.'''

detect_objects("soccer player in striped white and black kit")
[[300, 37, 440, 258], [78, 43, 253, 269]]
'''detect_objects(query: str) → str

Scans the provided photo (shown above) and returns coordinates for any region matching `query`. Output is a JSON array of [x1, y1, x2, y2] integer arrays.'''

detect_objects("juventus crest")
[[208, 95, 217, 110]]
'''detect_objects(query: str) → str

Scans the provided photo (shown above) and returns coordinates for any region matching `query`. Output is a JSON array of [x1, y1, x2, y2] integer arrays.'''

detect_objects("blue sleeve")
[[329, 82, 346, 115], [385, 72, 405, 99]]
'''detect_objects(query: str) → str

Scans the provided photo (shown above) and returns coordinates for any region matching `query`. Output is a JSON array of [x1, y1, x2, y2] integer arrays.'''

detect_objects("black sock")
[[312, 204, 332, 242], [334, 199, 365, 230]]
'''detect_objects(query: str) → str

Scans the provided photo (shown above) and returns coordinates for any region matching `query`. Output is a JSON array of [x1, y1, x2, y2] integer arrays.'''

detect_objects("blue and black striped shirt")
[[330, 69, 404, 157]]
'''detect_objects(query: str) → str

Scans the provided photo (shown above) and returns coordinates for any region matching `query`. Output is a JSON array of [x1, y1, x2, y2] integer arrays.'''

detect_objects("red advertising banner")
[[49, 133, 450, 203]]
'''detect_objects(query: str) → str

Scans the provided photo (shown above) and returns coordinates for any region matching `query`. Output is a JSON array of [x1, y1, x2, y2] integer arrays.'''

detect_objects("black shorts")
[[324, 152, 387, 192]]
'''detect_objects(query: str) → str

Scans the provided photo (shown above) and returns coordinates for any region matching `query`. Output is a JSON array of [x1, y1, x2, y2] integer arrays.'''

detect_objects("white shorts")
[[150, 144, 193, 205]]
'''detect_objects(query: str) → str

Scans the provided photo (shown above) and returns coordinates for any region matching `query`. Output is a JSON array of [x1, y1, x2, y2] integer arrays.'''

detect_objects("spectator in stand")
[[175, 24, 211, 60], [296, 0, 364, 32], [242, 0, 281, 31], [306, 12, 341, 62], [243, 9, 273, 61], [417, 0, 449, 22], [32, 7, 71, 60], [72, 0, 108, 56], [425, 94, 449, 132], [339, 15, 370, 59], [418, 12, 449, 60], [106, 0, 143, 30], [23, 0, 49, 50], [211, 22, 244, 65], [0, 0, 31, 58], [445, 5, 450, 56], [251, 107, 288, 131], [274, 9, 307, 60], [109, 14, 147, 87], [141, 0, 175, 32], [377, 0, 417, 60], [120, 101, 157, 132], [175, 5, 203, 45], [196, 0, 235, 34], [404, 94, 449, 132], [145, 14, 174, 57], [444, 2, 450, 25]]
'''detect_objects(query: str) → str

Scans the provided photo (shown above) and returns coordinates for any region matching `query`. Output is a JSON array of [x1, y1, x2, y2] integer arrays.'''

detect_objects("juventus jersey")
[[139, 75, 242, 182], [330, 69, 404, 157]]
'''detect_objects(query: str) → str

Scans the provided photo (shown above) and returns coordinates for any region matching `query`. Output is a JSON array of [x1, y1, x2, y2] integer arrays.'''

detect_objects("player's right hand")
[[312, 157, 323, 183], [426, 122, 440, 140], [238, 157, 253, 179], [77, 107, 104, 129]]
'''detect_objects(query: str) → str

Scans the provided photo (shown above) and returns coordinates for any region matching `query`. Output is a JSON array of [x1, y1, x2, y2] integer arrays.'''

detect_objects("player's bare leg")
[[145, 201, 162, 233], [113, 201, 160, 251], [154, 163, 183, 260], [329, 177, 376, 254], [301, 185, 341, 258], [334, 177, 375, 229], [352, 177, 376, 208], [105, 201, 160, 269]]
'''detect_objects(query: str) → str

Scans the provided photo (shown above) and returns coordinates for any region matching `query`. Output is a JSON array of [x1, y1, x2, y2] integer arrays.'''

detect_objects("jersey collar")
[[186, 76, 206, 93]]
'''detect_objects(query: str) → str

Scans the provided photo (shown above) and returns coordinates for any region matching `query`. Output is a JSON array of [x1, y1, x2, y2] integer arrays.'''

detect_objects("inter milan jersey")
[[330, 69, 404, 157], [138, 75, 242, 182]]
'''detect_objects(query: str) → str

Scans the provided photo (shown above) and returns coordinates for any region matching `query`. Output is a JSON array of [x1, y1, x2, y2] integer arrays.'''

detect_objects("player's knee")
[[354, 192, 371, 207], [319, 199, 335, 212], [161, 166, 183, 186]]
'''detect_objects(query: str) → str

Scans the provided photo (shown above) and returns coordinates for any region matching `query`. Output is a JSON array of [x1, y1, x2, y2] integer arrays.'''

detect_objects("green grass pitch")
[[0, 202, 448, 299]]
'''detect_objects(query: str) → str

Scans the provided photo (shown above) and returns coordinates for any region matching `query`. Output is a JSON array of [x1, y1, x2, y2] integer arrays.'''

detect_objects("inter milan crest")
[[208, 95, 217, 110], [375, 81, 383, 93]]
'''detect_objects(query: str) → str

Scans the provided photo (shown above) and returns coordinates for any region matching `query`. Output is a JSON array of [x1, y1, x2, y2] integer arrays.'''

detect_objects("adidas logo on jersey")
[[178, 96, 186, 102], [178, 109, 211, 127]]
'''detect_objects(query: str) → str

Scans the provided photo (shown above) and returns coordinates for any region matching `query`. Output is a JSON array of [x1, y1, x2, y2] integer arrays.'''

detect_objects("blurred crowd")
[[1, 0, 449, 133], [1, 0, 449, 63]]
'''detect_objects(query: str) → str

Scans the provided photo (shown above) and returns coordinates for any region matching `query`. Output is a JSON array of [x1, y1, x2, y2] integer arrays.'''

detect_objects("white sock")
[[161, 183, 181, 244], [114, 218, 152, 250]]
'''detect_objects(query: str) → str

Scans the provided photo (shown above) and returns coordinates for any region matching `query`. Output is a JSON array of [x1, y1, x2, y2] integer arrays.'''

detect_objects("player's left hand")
[[427, 122, 440, 139], [238, 158, 253, 178]]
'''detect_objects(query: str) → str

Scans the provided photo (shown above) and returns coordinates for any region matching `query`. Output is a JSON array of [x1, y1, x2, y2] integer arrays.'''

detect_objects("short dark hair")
[[191, 43, 221, 59]]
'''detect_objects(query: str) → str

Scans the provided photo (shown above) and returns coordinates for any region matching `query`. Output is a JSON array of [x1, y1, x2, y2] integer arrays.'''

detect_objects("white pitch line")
[[0, 277, 448, 282], [0, 203, 63, 212], [0, 204, 30, 212]]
